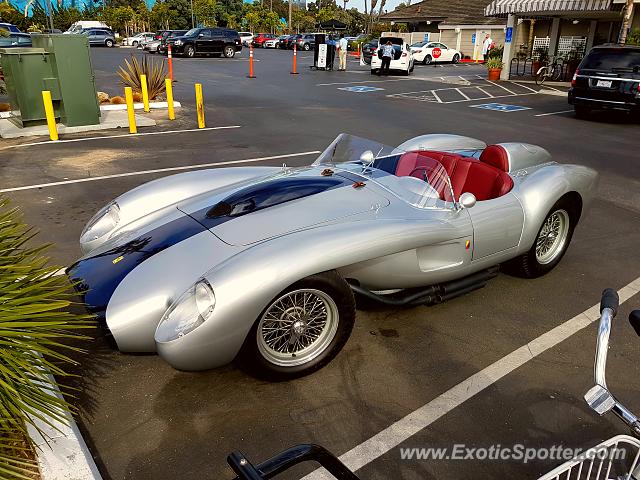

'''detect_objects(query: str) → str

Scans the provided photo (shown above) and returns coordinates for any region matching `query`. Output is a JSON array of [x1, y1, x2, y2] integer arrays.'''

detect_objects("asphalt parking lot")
[[2, 46, 640, 480]]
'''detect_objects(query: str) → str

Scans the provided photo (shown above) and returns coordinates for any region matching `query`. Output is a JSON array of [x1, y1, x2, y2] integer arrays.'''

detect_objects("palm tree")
[[0, 199, 92, 478], [619, 0, 635, 44]]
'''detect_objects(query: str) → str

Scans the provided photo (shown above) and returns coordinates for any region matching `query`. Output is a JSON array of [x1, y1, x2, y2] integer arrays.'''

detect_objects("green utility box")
[[0, 34, 100, 128]]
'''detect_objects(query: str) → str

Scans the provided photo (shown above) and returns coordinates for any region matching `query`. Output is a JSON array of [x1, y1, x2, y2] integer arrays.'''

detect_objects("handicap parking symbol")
[[338, 85, 385, 93], [470, 103, 531, 112]]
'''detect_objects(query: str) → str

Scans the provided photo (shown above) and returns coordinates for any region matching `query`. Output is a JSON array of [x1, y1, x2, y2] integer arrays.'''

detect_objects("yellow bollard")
[[140, 74, 150, 113], [124, 86, 137, 134], [165, 78, 175, 120], [41, 90, 58, 141], [195, 83, 205, 129]]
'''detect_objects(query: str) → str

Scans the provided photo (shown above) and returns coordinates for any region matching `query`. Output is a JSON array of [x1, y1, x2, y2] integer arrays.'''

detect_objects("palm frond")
[[0, 198, 94, 473], [117, 55, 167, 100]]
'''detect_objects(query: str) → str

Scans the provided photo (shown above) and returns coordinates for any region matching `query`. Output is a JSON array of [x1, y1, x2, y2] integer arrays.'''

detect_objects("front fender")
[[156, 216, 466, 370]]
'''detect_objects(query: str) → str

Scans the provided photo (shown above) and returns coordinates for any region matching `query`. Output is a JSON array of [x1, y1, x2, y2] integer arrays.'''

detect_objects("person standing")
[[482, 33, 493, 62], [380, 40, 394, 75], [338, 34, 348, 71]]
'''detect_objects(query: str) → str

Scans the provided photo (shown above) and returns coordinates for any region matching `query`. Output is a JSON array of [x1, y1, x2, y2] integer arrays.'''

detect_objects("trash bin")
[[31, 34, 100, 127], [0, 47, 57, 127]]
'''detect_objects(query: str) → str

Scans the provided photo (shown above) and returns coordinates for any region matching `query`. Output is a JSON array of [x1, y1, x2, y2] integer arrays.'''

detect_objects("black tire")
[[105, 39, 114, 48], [452, 53, 460, 64], [423, 54, 432, 65], [132, 41, 138, 47], [371, 68, 378, 75], [303, 43, 310, 51], [185, 45, 195, 58], [223, 45, 235, 58], [507, 197, 579, 278], [239, 270, 356, 381], [574, 106, 590, 119]]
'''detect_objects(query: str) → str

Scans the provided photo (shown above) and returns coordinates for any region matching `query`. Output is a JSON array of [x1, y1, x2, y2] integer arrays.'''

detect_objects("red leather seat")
[[395, 148, 513, 202]]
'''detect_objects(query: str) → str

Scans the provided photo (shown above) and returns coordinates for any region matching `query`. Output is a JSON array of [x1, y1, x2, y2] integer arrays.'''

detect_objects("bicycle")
[[535, 56, 565, 86]]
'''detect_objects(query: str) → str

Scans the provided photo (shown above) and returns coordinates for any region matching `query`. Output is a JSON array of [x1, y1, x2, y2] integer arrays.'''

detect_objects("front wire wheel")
[[535, 210, 570, 265], [257, 289, 339, 367], [241, 271, 356, 380]]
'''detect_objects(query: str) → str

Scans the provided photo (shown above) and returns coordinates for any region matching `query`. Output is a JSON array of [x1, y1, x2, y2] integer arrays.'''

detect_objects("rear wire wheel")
[[508, 198, 578, 278]]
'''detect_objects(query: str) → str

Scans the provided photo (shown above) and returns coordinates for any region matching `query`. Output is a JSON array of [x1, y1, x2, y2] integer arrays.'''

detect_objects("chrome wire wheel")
[[257, 289, 339, 367], [535, 209, 570, 265]]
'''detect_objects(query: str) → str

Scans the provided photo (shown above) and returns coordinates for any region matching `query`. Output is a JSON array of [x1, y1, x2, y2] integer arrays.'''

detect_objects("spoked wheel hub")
[[257, 289, 339, 367], [536, 209, 570, 265]]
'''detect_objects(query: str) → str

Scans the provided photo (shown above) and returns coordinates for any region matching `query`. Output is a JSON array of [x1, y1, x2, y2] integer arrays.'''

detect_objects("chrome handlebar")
[[586, 289, 640, 435]]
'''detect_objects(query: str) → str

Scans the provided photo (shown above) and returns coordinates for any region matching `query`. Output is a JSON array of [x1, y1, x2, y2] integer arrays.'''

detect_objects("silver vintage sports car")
[[68, 134, 598, 379]]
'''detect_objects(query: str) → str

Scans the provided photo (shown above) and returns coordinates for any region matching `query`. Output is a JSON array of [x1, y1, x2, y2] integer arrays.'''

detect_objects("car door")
[[438, 43, 454, 61], [210, 29, 225, 54], [467, 193, 524, 261], [195, 29, 212, 52], [86, 30, 98, 45]]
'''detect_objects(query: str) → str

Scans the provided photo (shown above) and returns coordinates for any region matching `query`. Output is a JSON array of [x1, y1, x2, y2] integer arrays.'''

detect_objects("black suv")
[[168, 27, 241, 58], [569, 45, 640, 117]]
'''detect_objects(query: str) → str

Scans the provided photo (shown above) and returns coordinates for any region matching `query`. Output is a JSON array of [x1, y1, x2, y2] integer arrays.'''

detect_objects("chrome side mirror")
[[359, 150, 374, 164], [585, 384, 616, 415], [458, 192, 477, 209]]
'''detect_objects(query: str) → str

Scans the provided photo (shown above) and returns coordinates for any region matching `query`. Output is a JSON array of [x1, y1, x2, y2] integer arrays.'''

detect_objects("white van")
[[65, 21, 110, 34]]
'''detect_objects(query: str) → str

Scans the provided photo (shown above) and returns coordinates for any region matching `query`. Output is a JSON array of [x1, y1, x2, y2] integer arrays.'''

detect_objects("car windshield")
[[313, 134, 455, 209], [184, 28, 199, 37], [411, 41, 427, 48], [581, 49, 640, 71]]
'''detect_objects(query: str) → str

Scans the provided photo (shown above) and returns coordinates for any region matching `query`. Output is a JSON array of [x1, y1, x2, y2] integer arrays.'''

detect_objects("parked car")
[[0, 22, 21, 33], [410, 41, 461, 64], [263, 37, 281, 48], [0, 32, 32, 48], [123, 32, 155, 47], [273, 34, 289, 49], [296, 33, 317, 51], [238, 31, 253, 46], [281, 34, 301, 49], [360, 39, 378, 65], [143, 39, 161, 53], [83, 28, 116, 47], [347, 33, 367, 51], [371, 37, 414, 75], [157, 30, 188, 54], [252, 33, 277, 48], [168, 27, 241, 58], [65, 20, 109, 34], [68, 133, 596, 379], [569, 44, 640, 118]]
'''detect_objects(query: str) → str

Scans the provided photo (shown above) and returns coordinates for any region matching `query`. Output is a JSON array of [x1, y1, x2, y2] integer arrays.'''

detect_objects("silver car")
[[68, 133, 598, 379]]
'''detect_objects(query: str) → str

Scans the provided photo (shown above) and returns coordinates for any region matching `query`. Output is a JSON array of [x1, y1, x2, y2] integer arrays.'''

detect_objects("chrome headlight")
[[174, 40, 183, 46], [80, 202, 120, 243], [155, 280, 216, 342]]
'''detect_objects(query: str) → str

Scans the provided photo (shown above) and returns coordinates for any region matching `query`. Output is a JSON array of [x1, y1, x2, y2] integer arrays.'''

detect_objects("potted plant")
[[485, 57, 503, 81]]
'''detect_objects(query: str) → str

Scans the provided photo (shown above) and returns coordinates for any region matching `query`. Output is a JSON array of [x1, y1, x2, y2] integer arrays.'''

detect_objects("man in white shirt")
[[338, 34, 348, 71], [482, 34, 493, 62]]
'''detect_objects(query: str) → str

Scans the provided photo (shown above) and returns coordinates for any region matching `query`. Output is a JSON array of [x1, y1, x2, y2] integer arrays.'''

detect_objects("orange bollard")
[[167, 44, 174, 81], [247, 44, 256, 78], [291, 43, 298, 75]]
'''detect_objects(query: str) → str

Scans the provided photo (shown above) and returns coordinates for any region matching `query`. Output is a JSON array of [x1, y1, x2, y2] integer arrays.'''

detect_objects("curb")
[[27, 373, 102, 480]]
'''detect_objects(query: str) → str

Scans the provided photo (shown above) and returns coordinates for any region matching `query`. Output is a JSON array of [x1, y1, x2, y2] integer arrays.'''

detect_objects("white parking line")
[[476, 86, 494, 98], [0, 151, 321, 193], [510, 81, 539, 93], [4, 126, 241, 150], [485, 80, 517, 95], [455, 88, 471, 100], [535, 109, 575, 117], [431, 91, 443, 103], [317, 79, 410, 86], [303, 276, 640, 479]]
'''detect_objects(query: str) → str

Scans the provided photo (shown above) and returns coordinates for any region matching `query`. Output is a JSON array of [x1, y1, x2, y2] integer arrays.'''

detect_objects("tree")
[[618, 0, 635, 44], [628, 28, 640, 46], [102, 5, 135, 33], [291, 7, 315, 33], [193, 0, 217, 26], [164, 0, 193, 29]]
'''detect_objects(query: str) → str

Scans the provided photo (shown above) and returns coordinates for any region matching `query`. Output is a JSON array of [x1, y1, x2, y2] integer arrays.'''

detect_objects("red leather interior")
[[479, 145, 510, 172], [395, 150, 513, 202]]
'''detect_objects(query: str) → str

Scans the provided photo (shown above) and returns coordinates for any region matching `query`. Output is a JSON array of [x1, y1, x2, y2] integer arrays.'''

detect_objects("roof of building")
[[381, 0, 506, 25]]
